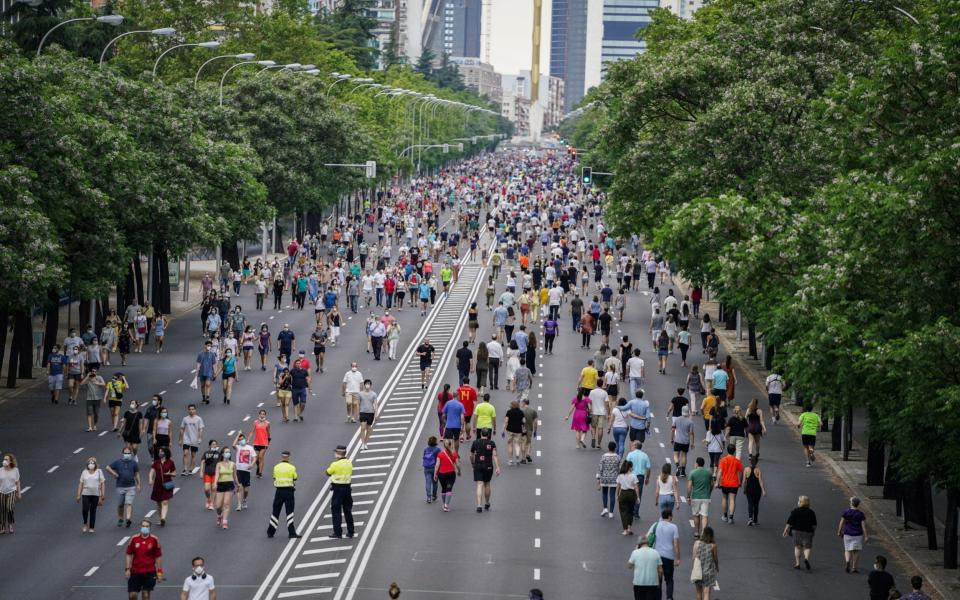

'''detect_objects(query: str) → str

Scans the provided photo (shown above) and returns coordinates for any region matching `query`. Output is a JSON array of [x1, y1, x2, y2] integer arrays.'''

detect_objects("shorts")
[[85, 401, 100, 417], [254, 445, 267, 453], [183, 444, 199, 454], [673, 442, 689, 453], [47, 374, 64, 390], [420, 360, 432, 371], [714, 388, 727, 402], [802, 434, 817, 447], [216, 481, 235, 493], [473, 468, 494, 483], [116, 486, 136, 506], [345, 392, 360, 406], [109, 399, 122, 408], [793, 530, 815, 549], [505, 431, 522, 445], [203, 474, 216, 485], [198, 375, 212, 384], [691, 499, 709, 517], [277, 390, 292, 402], [768, 393, 782, 407], [359, 412, 375, 425], [223, 372, 236, 380], [444, 427, 461, 441], [628, 427, 647, 443], [292, 388, 307, 406], [314, 346, 325, 355], [651, 330, 661, 341], [463, 415, 473, 425], [591, 415, 607, 430], [68, 373, 83, 382], [237, 470, 251, 487], [721, 486, 738, 496], [127, 572, 157, 593]]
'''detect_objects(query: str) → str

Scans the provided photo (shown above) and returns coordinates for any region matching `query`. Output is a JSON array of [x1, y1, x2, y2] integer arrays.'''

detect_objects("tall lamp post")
[[219, 60, 276, 106], [36, 14, 124, 56], [194, 53, 256, 87], [152, 40, 221, 77], [99, 27, 176, 68]]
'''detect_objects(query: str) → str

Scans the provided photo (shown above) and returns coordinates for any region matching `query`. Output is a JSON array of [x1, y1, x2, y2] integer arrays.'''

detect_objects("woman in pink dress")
[[564, 390, 591, 449]]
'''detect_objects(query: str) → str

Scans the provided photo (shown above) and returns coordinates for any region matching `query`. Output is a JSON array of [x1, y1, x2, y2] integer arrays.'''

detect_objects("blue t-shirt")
[[109, 458, 139, 487], [625, 449, 651, 479], [48, 353, 66, 376], [324, 292, 337, 310], [625, 398, 649, 430], [277, 330, 296, 349], [712, 369, 729, 390], [493, 306, 508, 327], [514, 331, 528, 353], [196, 351, 217, 377], [442, 399, 465, 429], [419, 284, 431, 300]]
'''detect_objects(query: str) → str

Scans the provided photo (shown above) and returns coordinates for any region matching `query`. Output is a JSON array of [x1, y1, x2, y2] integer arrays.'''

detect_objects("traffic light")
[[581, 166, 592, 185], [365, 160, 377, 179]]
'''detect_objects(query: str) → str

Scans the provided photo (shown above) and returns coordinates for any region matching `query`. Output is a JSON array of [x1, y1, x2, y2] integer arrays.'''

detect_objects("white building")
[[658, 0, 706, 20]]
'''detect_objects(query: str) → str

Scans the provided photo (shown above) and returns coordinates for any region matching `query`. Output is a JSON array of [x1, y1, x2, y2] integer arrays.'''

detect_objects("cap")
[[280, 450, 291, 457], [335, 444, 347, 453]]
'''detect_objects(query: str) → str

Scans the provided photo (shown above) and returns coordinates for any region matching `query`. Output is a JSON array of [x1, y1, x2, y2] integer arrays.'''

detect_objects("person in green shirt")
[[687, 457, 713, 538], [797, 405, 821, 467], [440, 266, 453, 293], [473, 393, 497, 438]]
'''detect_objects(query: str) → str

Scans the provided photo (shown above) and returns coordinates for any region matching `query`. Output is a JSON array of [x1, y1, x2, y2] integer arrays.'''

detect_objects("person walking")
[[433, 439, 460, 512], [685, 366, 705, 415], [77, 456, 106, 533], [627, 538, 662, 600], [742, 456, 767, 526], [671, 405, 694, 476], [106, 446, 140, 529], [838, 496, 868, 573], [213, 448, 238, 529], [649, 508, 680, 600], [745, 398, 767, 459], [267, 451, 301, 538], [717, 444, 743, 524], [81, 368, 105, 432], [691, 526, 719, 600], [616, 460, 640, 536], [326, 445, 355, 538], [765, 370, 784, 423], [357, 380, 379, 451], [655, 463, 680, 514], [687, 457, 713, 538], [421, 437, 441, 503], [148, 447, 176, 527], [902, 576, 932, 600], [125, 519, 164, 600], [609, 398, 630, 458], [597, 441, 620, 518], [386, 321, 402, 360], [868, 556, 896, 600], [784, 495, 817, 571], [724, 406, 747, 460], [470, 427, 501, 512], [180, 556, 216, 600], [565, 390, 591, 449], [798, 404, 821, 467]]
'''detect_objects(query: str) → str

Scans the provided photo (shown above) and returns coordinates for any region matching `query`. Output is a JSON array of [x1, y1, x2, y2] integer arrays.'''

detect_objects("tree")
[[314, 0, 378, 71], [415, 47, 435, 78]]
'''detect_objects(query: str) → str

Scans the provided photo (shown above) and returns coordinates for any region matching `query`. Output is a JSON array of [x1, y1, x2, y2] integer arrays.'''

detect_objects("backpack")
[[422, 446, 440, 469]]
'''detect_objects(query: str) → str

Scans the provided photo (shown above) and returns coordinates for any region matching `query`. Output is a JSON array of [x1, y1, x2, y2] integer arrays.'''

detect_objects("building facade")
[[422, 0, 481, 63], [550, 0, 590, 112], [600, 0, 658, 66], [658, 0, 705, 19], [450, 56, 502, 103]]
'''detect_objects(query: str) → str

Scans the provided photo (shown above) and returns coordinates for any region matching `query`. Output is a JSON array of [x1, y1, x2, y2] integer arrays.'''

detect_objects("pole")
[[146, 249, 154, 304], [261, 222, 268, 262], [271, 217, 277, 255], [183, 254, 190, 302]]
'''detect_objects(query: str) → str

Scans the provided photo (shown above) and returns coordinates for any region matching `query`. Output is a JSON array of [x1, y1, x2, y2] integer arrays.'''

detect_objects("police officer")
[[326, 445, 354, 539], [267, 451, 301, 539]]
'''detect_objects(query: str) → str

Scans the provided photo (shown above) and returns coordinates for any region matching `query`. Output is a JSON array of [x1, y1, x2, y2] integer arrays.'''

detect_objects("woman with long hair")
[[686, 365, 705, 415], [147, 447, 176, 527], [433, 439, 460, 512], [692, 526, 719, 600], [565, 389, 591, 449], [655, 462, 680, 513], [615, 460, 639, 536], [213, 448, 238, 529], [474, 342, 489, 393], [745, 398, 767, 459], [77, 456, 105, 533]]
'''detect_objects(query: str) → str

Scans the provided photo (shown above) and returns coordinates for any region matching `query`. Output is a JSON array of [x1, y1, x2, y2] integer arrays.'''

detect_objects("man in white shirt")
[[626, 349, 646, 400], [548, 284, 564, 320], [181, 556, 216, 600], [485, 335, 504, 390], [342, 363, 365, 423], [588, 386, 609, 449], [765, 371, 784, 423]]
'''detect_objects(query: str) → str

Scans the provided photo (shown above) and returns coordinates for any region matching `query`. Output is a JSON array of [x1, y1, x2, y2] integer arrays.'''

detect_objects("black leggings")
[[746, 492, 761, 522], [438, 472, 456, 493], [544, 334, 555, 353], [81, 494, 99, 528], [581, 331, 592, 347]]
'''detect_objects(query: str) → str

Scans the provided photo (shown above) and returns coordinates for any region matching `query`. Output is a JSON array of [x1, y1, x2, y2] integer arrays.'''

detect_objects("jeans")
[[349, 295, 358, 313], [629, 377, 643, 400], [424, 468, 438, 500], [572, 312, 581, 332], [376, 288, 383, 306], [549, 305, 559, 319], [658, 494, 675, 514], [544, 334, 555, 353], [385, 292, 393, 309], [256, 293, 264, 310], [581, 331, 592, 347], [612, 427, 628, 457], [601, 486, 616, 513], [660, 557, 675, 599], [488, 358, 501, 389]]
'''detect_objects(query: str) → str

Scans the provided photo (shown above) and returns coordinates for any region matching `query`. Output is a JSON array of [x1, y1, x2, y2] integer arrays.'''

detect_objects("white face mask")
[[193, 566, 205, 576], [1, 459, 8, 468], [88, 462, 96, 470]]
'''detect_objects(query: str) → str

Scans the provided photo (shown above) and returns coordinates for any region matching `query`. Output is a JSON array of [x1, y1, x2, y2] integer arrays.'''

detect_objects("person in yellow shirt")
[[578, 359, 599, 393], [535, 287, 548, 322], [325, 445, 354, 538], [267, 451, 300, 539], [473, 393, 497, 438], [700, 393, 718, 431]]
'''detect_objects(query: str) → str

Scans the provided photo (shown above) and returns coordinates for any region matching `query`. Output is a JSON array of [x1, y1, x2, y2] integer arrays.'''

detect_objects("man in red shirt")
[[457, 378, 478, 442], [717, 444, 744, 525], [125, 519, 164, 599]]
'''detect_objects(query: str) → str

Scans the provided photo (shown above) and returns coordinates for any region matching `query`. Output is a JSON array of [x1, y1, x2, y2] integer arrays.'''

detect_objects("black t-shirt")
[[471, 439, 496, 470], [203, 449, 221, 475], [417, 344, 435, 363], [290, 367, 309, 389], [726, 416, 747, 437], [122, 411, 142, 438], [598, 312, 612, 332], [505, 408, 526, 434], [277, 330, 295, 349], [570, 297, 584, 313], [867, 570, 895, 600], [786, 507, 817, 532], [456, 347, 472, 370], [670, 396, 688, 418]]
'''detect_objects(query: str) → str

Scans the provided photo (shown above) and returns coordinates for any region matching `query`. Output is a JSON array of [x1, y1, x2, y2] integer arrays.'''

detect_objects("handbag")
[[690, 556, 703, 582], [646, 522, 658, 547], [162, 480, 175, 491]]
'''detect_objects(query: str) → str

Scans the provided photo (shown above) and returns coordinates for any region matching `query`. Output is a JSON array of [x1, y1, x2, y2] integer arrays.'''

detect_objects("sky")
[[485, 0, 552, 77]]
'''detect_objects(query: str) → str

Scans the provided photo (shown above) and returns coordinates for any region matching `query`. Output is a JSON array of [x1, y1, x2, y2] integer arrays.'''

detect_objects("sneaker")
[[476, 507, 483, 513], [117, 519, 124, 527], [601, 509, 609, 517], [508, 459, 514, 466], [721, 515, 728, 523], [442, 505, 449, 512], [125, 519, 132, 528], [729, 517, 734, 525], [484, 503, 490, 511], [806, 461, 811, 468], [327, 533, 343, 539]]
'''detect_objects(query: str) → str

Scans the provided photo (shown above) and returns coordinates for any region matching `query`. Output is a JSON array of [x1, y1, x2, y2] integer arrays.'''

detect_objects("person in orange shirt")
[[717, 444, 744, 524], [519, 255, 530, 272]]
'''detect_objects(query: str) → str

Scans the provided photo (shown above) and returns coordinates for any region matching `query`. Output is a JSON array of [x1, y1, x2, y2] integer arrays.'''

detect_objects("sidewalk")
[[678, 278, 957, 600]]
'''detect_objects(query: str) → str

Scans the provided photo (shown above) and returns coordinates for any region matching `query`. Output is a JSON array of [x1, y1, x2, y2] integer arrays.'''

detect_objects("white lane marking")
[[243, 415, 251, 422], [269, 316, 275, 320], [287, 573, 340, 583], [303, 546, 352, 555], [386, 401, 420, 406], [538, 383, 543, 388], [324, 510, 370, 517], [173, 487, 181, 495], [258, 402, 265, 408], [99, 431, 109, 437], [653, 427, 660, 434], [536, 450, 541, 457], [535, 510, 541, 520], [355, 456, 395, 462], [270, 391, 276, 396], [20, 486, 31, 494], [47, 465, 59, 473], [680, 496, 687, 503], [192, 466, 200, 474], [295, 559, 347, 569], [535, 469, 542, 476], [352, 465, 388, 471], [351, 491, 378, 497], [316, 521, 365, 530], [277, 589, 333, 598], [534, 538, 541, 548], [659, 442, 665, 448], [534, 568, 541, 581], [364, 441, 399, 447], [159, 390, 167, 395], [228, 430, 236, 437], [191, 369, 197, 374], [73, 447, 84, 454], [350, 482, 383, 488], [369, 427, 406, 432], [84, 566, 99, 577], [145, 510, 156, 518], [368, 433, 404, 439], [351, 474, 386, 479], [117, 536, 130, 546], [175, 379, 183, 384], [537, 393, 542, 398]]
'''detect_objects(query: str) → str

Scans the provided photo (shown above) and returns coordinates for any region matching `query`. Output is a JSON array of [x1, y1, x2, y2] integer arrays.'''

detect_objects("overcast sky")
[[485, 0, 552, 76]]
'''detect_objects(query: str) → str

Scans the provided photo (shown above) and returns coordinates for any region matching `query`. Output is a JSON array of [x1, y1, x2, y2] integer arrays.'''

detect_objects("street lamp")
[[325, 73, 352, 97], [194, 52, 255, 87], [99, 27, 176, 68], [256, 62, 300, 76], [152, 40, 220, 77], [219, 60, 276, 106], [37, 14, 124, 56]]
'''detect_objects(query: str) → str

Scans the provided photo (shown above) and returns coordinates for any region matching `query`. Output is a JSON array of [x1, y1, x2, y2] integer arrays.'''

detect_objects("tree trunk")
[[98, 293, 110, 331], [6, 310, 27, 388], [133, 256, 145, 305], [923, 480, 938, 550], [15, 312, 32, 379], [831, 407, 842, 451], [842, 405, 853, 461], [883, 448, 901, 501], [116, 282, 127, 318], [747, 323, 757, 358], [221, 240, 240, 271], [0, 310, 8, 379], [79, 299, 91, 329], [945, 489, 958, 569], [866, 440, 885, 486], [42, 288, 59, 368], [152, 243, 172, 315]]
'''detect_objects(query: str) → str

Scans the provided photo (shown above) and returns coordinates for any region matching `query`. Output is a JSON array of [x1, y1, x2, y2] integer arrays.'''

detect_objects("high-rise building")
[[658, 0, 705, 19], [423, 0, 482, 62], [450, 56, 502, 103], [550, 0, 590, 112], [600, 0, 658, 66]]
